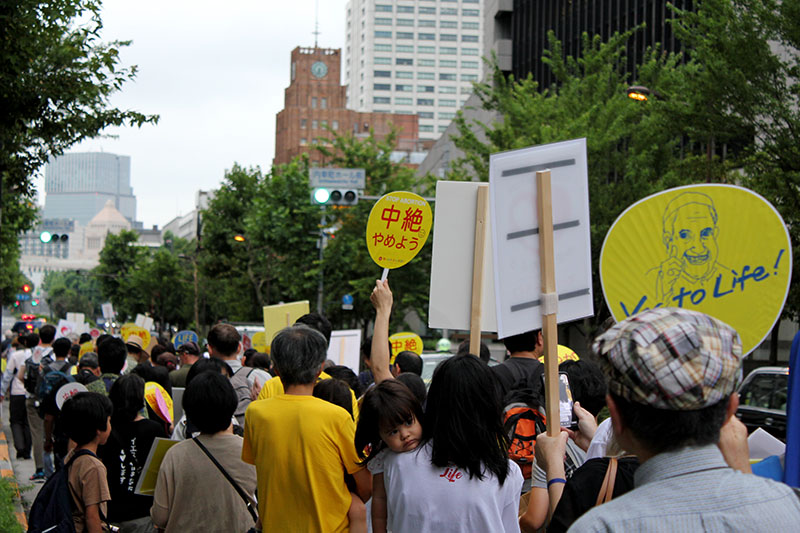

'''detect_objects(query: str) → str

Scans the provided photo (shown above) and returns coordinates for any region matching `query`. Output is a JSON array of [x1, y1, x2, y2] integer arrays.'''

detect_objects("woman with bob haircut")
[[368, 354, 523, 532], [151, 371, 257, 533]]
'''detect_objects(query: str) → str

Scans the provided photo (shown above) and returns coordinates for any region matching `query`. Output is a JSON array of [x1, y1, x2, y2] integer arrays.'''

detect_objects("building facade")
[[44, 152, 137, 225], [344, 0, 483, 141], [274, 46, 421, 166]]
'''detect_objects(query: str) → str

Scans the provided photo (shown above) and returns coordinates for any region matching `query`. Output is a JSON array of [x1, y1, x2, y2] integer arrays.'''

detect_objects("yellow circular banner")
[[252, 331, 268, 352], [144, 381, 173, 424], [366, 191, 432, 269], [600, 185, 791, 355], [389, 332, 424, 364], [120, 323, 151, 350], [537, 345, 580, 365]]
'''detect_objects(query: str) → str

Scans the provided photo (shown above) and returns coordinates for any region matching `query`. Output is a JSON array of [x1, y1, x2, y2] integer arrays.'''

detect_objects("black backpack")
[[23, 355, 44, 395], [28, 449, 95, 533]]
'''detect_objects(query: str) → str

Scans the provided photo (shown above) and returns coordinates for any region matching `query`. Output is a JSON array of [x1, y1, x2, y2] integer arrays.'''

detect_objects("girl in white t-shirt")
[[360, 355, 524, 533]]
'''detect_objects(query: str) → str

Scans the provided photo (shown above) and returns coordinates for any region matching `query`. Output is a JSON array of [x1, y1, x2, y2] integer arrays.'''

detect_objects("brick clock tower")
[[274, 47, 418, 166]]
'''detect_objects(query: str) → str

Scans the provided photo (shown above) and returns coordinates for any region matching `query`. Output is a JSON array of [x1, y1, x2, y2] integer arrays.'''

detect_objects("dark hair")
[[97, 337, 127, 375], [79, 333, 92, 345], [95, 334, 112, 348], [150, 344, 168, 365], [70, 344, 81, 359], [294, 312, 332, 346], [360, 336, 392, 362], [313, 379, 354, 419], [186, 357, 233, 386], [24, 333, 40, 349], [250, 353, 271, 371], [611, 393, 730, 454], [39, 324, 56, 344], [394, 351, 423, 376], [157, 353, 179, 371], [355, 380, 424, 464], [271, 325, 327, 386], [396, 373, 427, 406], [207, 324, 241, 357], [502, 330, 541, 355], [79, 352, 99, 369], [559, 360, 607, 417], [242, 348, 258, 366], [183, 372, 237, 434], [52, 337, 72, 359], [457, 340, 491, 364], [324, 365, 363, 397], [424, 354, 510, 484], [109, 374, 145, 425], [61, 392, 113, 446], [131, 364, 172, 396]]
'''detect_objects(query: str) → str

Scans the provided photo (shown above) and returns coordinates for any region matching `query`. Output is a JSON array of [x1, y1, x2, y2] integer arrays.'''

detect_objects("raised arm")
[[370, 279, 394, 384]]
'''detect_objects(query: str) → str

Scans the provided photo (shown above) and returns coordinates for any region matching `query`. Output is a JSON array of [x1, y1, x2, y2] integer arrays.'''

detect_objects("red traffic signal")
[[22, 284, 31, 293]]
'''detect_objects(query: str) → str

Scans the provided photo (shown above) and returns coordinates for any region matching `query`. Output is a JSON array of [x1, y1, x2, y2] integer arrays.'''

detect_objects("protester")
[[169, 341, 201, 387], [1, 334, 32, 460], [569, 308, 800, 531], [99, 374, 167, 532], [325, 364, 365, 399], [76, 353, 102, 386], [491, 329, 544, 397], [242, 349, 271, 390], [207, 324, 257, 425], [124, 335, 149, 374], [391, 350, 422, 377], [155, 352, 178, 372], [61, 392, 113, 533], [456, 338, 492, 364], [558, 360, 607, 418], [171, 358, 236, 440], [40, 337, 73, 471], [395, 372, 426, 406], [242, 325, 371, 531], [21, 329, 49, 481], [87, 337, 127, 396]]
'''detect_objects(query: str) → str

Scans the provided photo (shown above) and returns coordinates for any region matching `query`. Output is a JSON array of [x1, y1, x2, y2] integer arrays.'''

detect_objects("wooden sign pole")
[[537, 170, 560, 437], [469, 185, 489, 356]]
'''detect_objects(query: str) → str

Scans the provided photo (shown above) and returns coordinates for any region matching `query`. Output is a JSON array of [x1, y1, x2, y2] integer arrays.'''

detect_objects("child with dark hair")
[[99, 375, 167, 530], [61, 392, 113, 533], [395, 373, 427, 406], [313, 379, 354, 419], [152, 372, 257, 533], [325, 364, 364, 398]]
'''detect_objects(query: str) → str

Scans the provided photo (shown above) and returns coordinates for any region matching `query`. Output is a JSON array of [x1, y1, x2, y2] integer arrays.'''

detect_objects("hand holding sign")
[[366, 191, 432, 280]]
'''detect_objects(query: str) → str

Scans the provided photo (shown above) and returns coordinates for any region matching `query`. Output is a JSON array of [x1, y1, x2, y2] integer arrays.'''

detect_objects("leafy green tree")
[[94, 230, 147, 321], [0, 0, 157, 305], [42, 270, 103, 320], [129, 248, 192, 330]]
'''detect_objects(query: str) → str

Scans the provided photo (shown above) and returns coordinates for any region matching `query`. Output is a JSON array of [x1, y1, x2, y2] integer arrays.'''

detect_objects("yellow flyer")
[[251, 331, 269, 352], [600, 185, 791, 355], [366, 191, 433, 270], [263, 301, 310, 347], [134, 438, 179, 496], [389, 332, 423, 363]]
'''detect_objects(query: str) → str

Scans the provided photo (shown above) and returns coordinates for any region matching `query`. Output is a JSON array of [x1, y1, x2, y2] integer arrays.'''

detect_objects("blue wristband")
[[547, 477, 567, 488]]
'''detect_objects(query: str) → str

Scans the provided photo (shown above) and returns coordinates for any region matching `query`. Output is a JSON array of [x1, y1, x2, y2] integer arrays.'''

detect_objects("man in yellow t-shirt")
[[242, 325, 371, 532]]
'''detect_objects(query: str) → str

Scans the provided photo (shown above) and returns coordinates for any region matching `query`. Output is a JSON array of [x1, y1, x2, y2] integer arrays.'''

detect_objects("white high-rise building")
[[345, 0, 483, 141]]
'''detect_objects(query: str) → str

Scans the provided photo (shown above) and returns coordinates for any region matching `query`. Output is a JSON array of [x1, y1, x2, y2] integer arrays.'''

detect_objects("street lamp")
[[626, 85, 665, 102], [233, 234, 246, 242]]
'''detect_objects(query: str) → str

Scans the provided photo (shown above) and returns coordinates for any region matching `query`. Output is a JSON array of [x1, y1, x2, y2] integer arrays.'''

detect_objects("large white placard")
[[429, 181, 497, 332], [489, 138, 594, 338], [327, 329, 363, 373]]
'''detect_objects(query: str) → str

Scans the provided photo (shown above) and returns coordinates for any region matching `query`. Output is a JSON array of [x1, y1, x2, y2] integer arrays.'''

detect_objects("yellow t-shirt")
[[257, 372, 360, 419], [242, 395, 361, 532]]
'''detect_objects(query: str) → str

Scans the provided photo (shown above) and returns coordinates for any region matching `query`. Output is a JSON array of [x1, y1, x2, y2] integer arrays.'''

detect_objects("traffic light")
[[39, 231, 68, 243], [14, 300, 19, 308], [311, 188, 358, 206], [31, 299, 39, 306], [22, 284, 31, 293]]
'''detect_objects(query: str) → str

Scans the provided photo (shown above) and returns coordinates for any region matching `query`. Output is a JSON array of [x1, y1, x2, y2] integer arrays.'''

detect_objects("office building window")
[[375, 31, 392, 38], [374, 70, 391, 77], [420, 125, 434, 132], [311, 97, 317, 108], [418, 71, 435, 79], [462, 35, 479, 42], [439, 73, 456, 80], [375, 44, 392, 52], [439, 86, 456, 93], [418, 33, 435, 40], [439, 99, 456, 107], [397, 5, 414, 12], [321, 120, 327, 128], [418, 111, 434, 118], [332, 120, 339, 130], [440, 34, 457, 41], [439, 112, 456, 120], [301, 119, 307, 128], [462, 21, 479, 29], [462, 47, 479, 55], [461, 74, 478, 81], [396, 71, 413, 78], [418, 85, 434, 93], [374, 96, 391, 104], [419, 59, 435, 66], [418, 45, 435, 53], [417, 98, 434, 106], [396, 31, 414, 39], [461, 85, 473, 94], [396, 58, 413, 65], [375, 57, 392, 64], [440, 46, 457, 55], [374, 83, 391, 90], [312, 119, 318, 129], [397, 44, 413, 52], [419, 7, 436, 14], [440, 20, 457, 28], [375, 17, 392, 25], [418, 19, 435, 27], [440, 59, 457, 68], [461, 60, 479, 69], [375, 4, 392, 11], [441, 8, 458, 15], [395, 84, 413, 91], [320, 98, 327, 109], [439, 125, 449, 132], [395, 97, 413, 105], [397, 18, 414, 26], [463, 9, 479, 16]]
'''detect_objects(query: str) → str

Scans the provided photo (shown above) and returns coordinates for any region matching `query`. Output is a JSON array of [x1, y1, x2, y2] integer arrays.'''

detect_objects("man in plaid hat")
[[570, 308, 800, 532]]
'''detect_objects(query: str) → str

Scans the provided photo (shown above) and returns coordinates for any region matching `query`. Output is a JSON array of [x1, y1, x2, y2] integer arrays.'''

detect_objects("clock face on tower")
[[311, 61, 328, 79]]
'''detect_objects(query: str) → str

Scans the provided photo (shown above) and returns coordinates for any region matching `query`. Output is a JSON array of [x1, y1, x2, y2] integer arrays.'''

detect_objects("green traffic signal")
[[313, 188, 331, 204]]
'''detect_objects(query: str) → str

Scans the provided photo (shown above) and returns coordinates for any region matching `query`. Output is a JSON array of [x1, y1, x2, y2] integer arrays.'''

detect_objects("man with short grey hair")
[[242, 325, 370, 531], [568, 308, 800, 532]]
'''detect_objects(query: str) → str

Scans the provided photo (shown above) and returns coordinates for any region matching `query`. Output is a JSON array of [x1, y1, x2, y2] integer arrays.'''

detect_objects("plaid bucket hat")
[[593, 307, 744, 410]]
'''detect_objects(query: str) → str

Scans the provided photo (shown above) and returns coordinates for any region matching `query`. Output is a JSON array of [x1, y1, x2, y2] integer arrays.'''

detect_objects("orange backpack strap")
[[595, 456, 618, 507]]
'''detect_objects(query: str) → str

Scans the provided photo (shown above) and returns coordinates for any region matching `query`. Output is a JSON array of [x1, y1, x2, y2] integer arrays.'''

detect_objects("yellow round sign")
[[388, 332, 424, 364], [144, 381, 173, 424], [366, 191, 432, 269], [537, 345, 580, 365], [120, 323, 151, 351], [600, 185, 791, 355], [79, 341, 93, 358], [252, 331, 268, 352]]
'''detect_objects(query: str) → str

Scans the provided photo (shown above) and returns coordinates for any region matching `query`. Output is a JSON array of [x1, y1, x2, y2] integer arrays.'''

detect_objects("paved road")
[[1, 397, 43, 512]]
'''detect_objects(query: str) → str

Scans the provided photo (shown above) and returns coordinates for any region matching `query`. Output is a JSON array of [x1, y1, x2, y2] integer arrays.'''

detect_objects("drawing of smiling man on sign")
[[648, 192, 732, 306]]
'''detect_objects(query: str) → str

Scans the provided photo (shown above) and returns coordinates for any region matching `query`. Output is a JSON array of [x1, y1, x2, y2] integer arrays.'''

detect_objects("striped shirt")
[[569, 444, 800, 532]]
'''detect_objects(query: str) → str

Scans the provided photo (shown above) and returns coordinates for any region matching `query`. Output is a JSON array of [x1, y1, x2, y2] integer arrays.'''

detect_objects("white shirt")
[[372, 441, 523, 533], [585, 418, 613, 461], [2, 348, 31, 396]]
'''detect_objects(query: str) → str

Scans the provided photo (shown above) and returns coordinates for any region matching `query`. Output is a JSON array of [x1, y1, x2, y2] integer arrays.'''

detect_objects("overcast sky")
[[36, 0, 348, 229]]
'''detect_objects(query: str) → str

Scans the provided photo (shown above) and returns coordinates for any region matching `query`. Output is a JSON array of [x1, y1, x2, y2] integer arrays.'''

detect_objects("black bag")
[[28, 449, 94, 533], [23, 356, 42, 395]]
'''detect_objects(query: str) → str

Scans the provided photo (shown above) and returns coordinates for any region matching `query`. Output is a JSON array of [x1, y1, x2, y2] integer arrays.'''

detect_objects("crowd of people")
[[4, 278, 800, 532]]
